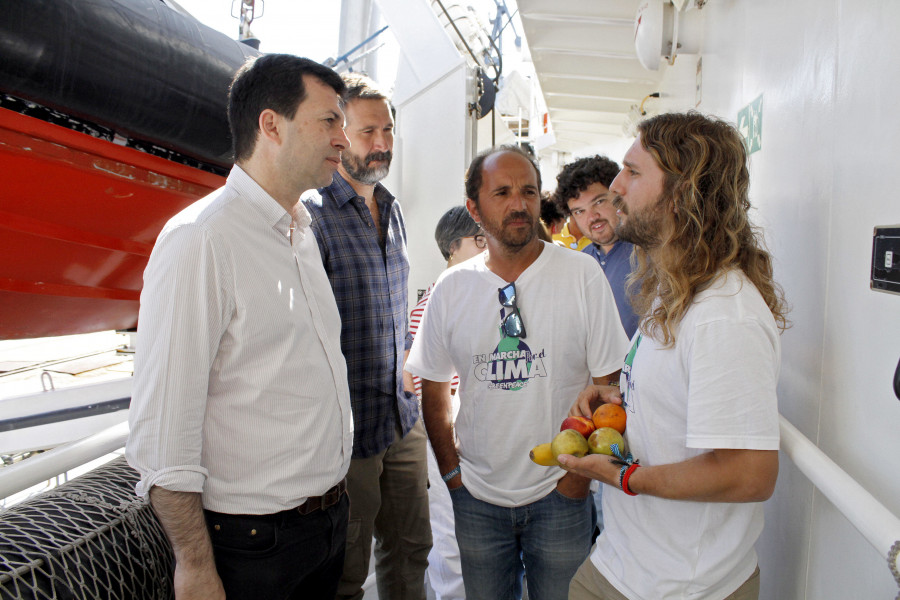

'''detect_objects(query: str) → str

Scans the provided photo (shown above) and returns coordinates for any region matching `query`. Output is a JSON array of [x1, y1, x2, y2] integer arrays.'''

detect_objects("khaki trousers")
[[336, 418, 432, 600], [568, 558, 761, 600]]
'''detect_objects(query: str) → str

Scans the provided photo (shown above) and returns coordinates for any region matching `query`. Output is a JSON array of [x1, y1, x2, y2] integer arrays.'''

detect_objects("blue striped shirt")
[[302, 173, 418, 458]]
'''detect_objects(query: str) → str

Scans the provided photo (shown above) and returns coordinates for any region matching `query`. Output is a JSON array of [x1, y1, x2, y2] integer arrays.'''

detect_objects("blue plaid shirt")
[[302, 173, 418, 458]]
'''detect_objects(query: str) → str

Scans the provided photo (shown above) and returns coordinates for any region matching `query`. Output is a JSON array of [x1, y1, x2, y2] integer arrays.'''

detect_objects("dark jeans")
[[204, 493, 349, 600]]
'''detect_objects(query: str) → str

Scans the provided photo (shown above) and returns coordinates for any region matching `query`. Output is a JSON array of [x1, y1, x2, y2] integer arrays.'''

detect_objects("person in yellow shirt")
[[552, 215, 591, 251], [542, 193, 590, 250]]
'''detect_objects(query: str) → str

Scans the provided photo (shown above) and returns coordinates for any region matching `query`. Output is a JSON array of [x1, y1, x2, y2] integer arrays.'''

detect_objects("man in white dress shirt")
[[127, 55, 354, 600]]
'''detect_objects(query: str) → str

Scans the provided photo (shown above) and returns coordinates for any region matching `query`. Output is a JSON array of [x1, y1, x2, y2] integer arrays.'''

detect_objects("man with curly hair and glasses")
[[561, 112, 788, 600], [553, 155, 639, 339], [406, 145, 629, 600]]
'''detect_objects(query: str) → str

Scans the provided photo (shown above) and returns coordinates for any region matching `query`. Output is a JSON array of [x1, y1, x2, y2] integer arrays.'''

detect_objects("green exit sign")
[[737, 94, 763, 154]]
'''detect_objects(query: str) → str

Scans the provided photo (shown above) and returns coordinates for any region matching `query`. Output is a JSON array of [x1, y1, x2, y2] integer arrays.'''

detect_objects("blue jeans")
[[449, 485, 593, 600], [204, 493, 349, 600]]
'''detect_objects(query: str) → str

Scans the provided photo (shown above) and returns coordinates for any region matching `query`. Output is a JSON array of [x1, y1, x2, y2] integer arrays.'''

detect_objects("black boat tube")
[[0, 0, 260, 169]]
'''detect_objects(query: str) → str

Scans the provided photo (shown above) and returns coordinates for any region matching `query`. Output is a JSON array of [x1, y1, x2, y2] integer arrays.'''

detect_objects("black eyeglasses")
[[459, 234, 487, 249], [498, 282, 526, 338]]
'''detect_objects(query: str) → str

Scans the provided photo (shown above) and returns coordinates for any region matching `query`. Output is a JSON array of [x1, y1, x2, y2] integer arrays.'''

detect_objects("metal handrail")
[[779, 415, 900, 589], [0, 421, 129, 501], [2, 413, 898, 589]]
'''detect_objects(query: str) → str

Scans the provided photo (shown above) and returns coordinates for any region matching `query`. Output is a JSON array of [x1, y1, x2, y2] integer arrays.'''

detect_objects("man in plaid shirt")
[[302, 74, 431, 600]]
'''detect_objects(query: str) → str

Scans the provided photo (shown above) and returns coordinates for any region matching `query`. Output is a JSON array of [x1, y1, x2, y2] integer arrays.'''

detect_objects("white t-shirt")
[[406, 242, 630, 507], [592, 269, 781, 600]]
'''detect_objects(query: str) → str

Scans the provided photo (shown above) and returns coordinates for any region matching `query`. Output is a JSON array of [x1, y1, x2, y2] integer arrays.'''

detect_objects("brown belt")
[[295, 479, 347, 515]]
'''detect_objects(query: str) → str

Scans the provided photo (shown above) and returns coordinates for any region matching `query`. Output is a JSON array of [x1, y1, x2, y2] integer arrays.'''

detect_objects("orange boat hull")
[[0, 108, 224, 339]]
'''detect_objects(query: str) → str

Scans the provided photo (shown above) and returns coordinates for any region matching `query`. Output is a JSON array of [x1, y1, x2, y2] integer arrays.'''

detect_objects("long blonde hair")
[[630, 112, 789, 345]]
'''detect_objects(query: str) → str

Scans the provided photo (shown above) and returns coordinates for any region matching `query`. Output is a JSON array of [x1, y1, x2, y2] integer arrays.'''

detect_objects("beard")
[[584, 216, 617, 247], [480, 210, 537, 250], [341, 150, 392, 184], [613, 195, 667, 248]]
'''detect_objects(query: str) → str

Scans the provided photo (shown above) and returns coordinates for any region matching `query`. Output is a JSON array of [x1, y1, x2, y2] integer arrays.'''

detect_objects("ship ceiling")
[[515, 0, 662, 155]]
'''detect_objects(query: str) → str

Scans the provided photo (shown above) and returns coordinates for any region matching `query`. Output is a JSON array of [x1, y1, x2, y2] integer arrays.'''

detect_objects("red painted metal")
[[0, 107, 225, 339]]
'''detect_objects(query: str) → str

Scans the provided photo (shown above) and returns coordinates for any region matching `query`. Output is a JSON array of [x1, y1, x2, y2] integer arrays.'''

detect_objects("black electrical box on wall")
[[871, 225, 900, 295]]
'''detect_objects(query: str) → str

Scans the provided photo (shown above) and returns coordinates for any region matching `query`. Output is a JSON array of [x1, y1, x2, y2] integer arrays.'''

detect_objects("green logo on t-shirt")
[[621, 333, 642, 410], [472, 334, 547, 391]]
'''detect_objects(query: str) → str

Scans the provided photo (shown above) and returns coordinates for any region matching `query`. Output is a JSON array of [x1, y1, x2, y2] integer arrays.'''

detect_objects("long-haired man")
[[562, 112, 788, 600]]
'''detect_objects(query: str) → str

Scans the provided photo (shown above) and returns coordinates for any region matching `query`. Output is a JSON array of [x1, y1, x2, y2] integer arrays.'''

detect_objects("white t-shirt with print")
[[592, 269, 781, 600], [406, 241, 630, 507]]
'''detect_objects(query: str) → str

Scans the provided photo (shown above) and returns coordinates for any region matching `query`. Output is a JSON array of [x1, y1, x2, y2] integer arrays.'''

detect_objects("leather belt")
[[295, 479, 346, 516]]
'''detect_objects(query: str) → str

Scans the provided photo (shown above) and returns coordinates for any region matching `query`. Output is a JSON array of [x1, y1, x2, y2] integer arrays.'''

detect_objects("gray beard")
[[341, 152, 392, 185]]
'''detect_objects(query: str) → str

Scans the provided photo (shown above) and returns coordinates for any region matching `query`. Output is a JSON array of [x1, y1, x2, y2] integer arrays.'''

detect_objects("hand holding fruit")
[[569, 383, 623, 419], [557, 402, 636, 487], [530, 403, 629, 467], [556, 451, 626, 489]]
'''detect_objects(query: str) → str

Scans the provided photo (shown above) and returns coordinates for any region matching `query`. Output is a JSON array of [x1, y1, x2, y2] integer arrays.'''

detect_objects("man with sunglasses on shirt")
[[406, 145, 630, 600]]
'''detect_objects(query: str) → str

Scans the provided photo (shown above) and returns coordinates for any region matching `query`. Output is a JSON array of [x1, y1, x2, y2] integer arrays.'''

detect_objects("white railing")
[[0, 421, 129, 500], [779, 415, 900, 588], [1, 414, 898, 589], [0, 376, 132, 455]]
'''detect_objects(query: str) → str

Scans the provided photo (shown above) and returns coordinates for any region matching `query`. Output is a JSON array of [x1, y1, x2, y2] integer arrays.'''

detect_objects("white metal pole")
[[0, 421, 129, 500], [780, 415, 900, 584]]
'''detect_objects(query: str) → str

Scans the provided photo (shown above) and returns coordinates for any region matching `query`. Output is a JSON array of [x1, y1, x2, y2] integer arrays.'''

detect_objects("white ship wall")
[[374, 0, 899, 596], [377, 0, 518, 302], [637, 1, 900, 597]]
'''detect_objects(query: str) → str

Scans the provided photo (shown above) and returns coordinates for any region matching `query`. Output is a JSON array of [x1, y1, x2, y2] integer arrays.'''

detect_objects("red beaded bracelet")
[[621, 463, 641, 496]]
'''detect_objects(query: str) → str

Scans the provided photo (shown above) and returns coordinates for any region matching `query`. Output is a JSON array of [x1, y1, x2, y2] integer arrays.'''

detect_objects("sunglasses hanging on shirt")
[[498, 282, 526, 338]]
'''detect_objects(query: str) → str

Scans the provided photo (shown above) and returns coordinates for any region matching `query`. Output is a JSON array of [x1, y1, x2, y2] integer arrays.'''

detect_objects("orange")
[[592, 403, 626, 434]]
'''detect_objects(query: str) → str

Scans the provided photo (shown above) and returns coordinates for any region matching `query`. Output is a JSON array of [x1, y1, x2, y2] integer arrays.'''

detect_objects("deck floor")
[[0, 331, 134, 400]]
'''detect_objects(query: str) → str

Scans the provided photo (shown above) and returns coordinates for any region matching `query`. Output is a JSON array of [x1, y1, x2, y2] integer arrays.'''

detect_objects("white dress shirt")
[[127, 166, 353, 514]]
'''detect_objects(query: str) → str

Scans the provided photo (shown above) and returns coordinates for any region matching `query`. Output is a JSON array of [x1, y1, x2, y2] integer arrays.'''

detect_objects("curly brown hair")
[[630, 112, 789, 345], [552, 155, 620, 215]]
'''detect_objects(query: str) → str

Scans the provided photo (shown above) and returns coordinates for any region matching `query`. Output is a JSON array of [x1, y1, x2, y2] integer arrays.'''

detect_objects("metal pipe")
[[327, 24, 389, 69], [334, 42, 386, 73], [779, 415, 900, 584], [0, 421, 129, 500], [433, 0, 483, 70]]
